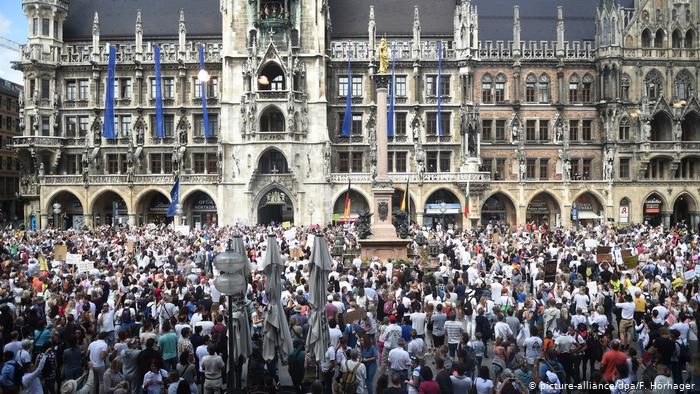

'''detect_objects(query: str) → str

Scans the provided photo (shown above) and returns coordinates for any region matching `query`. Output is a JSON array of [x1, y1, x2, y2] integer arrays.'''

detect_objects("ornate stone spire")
[[178, 9, 187, 53], [513, 6, 521, 55], [92, 12, 100, 59], [556, 6, 565, 56], [135, 9, 143, 54], [412, 5, 421, 59], [368, 6, 376, 62]]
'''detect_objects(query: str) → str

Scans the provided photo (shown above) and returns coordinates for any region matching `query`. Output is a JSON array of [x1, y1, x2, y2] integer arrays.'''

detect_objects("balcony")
[[249, 173, 297, 193], [38, 173, 220, 186], [12, 136, 64, 149], [425, 135, 453, 143], [192, 136, 219, 144], [257, 90, 289, 101]]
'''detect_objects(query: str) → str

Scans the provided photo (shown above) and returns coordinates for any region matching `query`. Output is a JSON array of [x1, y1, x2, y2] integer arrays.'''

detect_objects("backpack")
[[464, 298, 473, 316], [176, 379, 190, 394], [603, 294, 614, 313], [336, 361, 361, 394], [461, 345, 477, 375], [544, 359, 566, 386], [676, 341, 691, 364], [120, 308, 132, 324], [2, 360, 24, 389]]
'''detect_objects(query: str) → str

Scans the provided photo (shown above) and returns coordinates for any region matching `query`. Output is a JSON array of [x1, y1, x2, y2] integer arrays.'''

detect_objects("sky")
[[0, 1, 26, 85]]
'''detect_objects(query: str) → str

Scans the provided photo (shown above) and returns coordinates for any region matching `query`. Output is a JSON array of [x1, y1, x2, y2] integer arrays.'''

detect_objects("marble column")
[[371, 74, 396, 238]]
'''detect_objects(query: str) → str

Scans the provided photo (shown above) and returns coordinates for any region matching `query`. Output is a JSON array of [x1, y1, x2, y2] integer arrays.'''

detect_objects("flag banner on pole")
[[388, 43, 395, 138], [343, 179, 352, 218], [167, 176, 180, 218], [155, 46, 164, 139], [341, 52, 352, 137], [102, 46, 116, 140], [401, 177, 410, 211], [464, 181, 470, 218], [199, 44, 211, 139], [437, 40, 443, 137]]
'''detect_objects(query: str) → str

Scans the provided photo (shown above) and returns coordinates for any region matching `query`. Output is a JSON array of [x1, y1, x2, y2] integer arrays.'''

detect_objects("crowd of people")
[[0, 220, 697, 394]]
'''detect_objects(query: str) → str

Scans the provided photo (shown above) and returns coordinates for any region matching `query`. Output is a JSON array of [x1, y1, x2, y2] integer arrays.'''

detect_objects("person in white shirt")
[[87, 332, 110, 383], [21, 351, 47, 394], [616, 294, 636, 348], [142, 362, 169, 394], [328, 320, 343, 347], [339, 349, 367, 394], [407, 330, 425, 363], [493, 314, 513, 341], [409, 310, 427, 338], [524, 327, 543, 367], [573, 288, 591, 313]]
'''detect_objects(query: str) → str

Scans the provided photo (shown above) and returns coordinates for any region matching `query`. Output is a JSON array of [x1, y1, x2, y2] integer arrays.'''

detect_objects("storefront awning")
[[577, 211, 601, 220]]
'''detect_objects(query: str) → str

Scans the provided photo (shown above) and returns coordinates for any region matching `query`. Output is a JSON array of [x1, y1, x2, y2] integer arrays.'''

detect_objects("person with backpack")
[[337, 349, 366, 394], [0, 350, 24, 394]]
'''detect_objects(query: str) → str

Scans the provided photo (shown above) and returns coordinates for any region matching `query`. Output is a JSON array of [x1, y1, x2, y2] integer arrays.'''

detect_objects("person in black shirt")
[[383, 372, 407, 394]]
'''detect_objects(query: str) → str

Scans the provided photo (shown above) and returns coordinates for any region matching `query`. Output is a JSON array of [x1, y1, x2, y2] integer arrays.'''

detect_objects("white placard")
[[284, 227, 297, 241], [584, 239, 598, 249], [76, 260, 94, 273], [619, 206, 629, 224], [66, 253, 82, 265], [685, 269, 696, 281], [175, 225, 190, 235], [613, 249, 623, 265]]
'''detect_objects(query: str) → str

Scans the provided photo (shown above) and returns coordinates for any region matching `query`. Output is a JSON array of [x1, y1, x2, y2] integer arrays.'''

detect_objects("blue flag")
[[437, 41, 442, 137], [388, 43, 395, 138], [102, 46, 116, 140], [167, 176, 180, 218], [155, 46, 164, 139], [199, 44, 211, 139], [341, 53, 352, 137]]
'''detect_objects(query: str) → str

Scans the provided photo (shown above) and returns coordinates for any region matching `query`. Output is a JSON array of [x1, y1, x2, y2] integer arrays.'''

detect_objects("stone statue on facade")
[[217, 144, 223, 182], [674, 121, 683, 140], [467, 126, 477, 157], [378, 37, 389, 74], [82, 150, 90, 184], [32, 115, 38, 136], [563, 159, 571, 182], [38, 163, 45, 177], [643, 120, 652, 141], [519, 160, 526, 182], [603, 148, 614, 182], [511, 122, 519, 142], [323, 142, 331, 178], [370, 163, 377, 186], [248, 94, 257, 132], [231, 149, 241, 178], [393, 210, 410, 239], [555, 120, 563, 143]]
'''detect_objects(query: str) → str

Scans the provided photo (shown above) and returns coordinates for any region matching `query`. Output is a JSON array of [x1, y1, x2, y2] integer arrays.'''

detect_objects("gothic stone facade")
[[13, 0, 700, 229]]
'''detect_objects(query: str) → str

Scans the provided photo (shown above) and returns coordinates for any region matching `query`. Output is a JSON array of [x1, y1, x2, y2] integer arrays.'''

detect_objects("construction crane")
[[0, 37, 21, 53]]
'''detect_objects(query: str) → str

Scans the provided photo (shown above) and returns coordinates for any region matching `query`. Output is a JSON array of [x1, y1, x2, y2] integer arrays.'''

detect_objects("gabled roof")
[[63, 0, 221, 41]]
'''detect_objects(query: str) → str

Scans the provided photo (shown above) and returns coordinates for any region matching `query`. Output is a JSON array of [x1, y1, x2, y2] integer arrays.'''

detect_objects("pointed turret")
[[368, 6, 376, 61], [556, 6, 565, 56], [178, 9, 187, 54], [413, 5, 421, 60], [92, 12, 100, 60], [135, 9, 143, 55], [513, 6, 521, 56]]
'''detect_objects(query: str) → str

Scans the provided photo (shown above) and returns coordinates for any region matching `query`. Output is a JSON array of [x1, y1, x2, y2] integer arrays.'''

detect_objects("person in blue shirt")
[[0, 351, 22, 393], [401, 317, 413, 343]]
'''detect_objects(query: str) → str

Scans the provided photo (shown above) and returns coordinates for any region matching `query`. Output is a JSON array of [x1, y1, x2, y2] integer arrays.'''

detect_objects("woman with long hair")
[[175, 351, 197, 394], [360, 335, 378, 394]]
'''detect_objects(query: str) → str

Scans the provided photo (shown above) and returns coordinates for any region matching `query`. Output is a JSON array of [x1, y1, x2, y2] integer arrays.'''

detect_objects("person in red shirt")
[[417, 366, 441, 394], [600, 339, 627, 382]]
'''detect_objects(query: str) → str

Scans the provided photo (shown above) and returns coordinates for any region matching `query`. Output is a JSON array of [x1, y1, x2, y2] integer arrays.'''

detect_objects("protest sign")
[[54, 245, 67, 261], [66, 253, 81, 265]]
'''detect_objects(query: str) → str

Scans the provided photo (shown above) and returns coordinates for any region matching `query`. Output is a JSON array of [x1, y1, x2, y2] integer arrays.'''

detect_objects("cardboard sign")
[[175, 225, 190, 236], [66, 253, 82, 265], [492, 234, 501, 243], [584, 239, 598, 249], [344, 307, 366, 323], [282, 221, 292, 229], [596, 247, 613, 263], [54, 245, 67, 261], [544, 259, 558, 283], [76, 260, 94, 273], [623, 254, 639, 269], [127, 240, 135, 253]]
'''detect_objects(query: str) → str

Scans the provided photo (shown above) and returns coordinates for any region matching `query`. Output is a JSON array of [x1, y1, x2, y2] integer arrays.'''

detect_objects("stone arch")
[[481, 191, 517, 226], [423, 187, 463, 229], [89, 189, 129, 228], [181, 188, 218, 228], [259, 105, 285, 132], [45, 189, 86, 230], [672, 192, 698, 226], [674, 69, 695, 100], [650, 111, 673, 141], [682, 111, 700, 141], [642, 28, 653, 47], [331, 188, 371, 221], [572, 190, 606, 224], [258, 61, 286, 91], [645, 69, 664, 99], [256, 147, 290, 174], [686, 29, 695, 48], [254, 183, 296, 225], [134, 188, 172, 225], [654, 28, 665, 48], [673, 28, 683, 48], [642, 191, 667, 226], [526, 191, 562, 227], [391, 187, 418, 223]]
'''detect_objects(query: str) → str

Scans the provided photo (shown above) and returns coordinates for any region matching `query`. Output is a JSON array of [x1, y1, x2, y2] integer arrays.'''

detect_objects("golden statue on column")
[[378, 37, 389, 74]]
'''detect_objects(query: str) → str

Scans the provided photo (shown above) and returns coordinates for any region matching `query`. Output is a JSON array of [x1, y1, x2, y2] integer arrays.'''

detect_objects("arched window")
[[257, 149, 289, 174], [481, 73, 493, 104], [642, 28, 653, 48], [495, 73, 507, 103], [259, 106, 285, 132], [582, 74, 594, 102], [569, 74, 580, 103], [525, 73, 537, 103], [258, 62, 286, 91], [654, 29, 665, 48], [621, 73, 631, 101], [645, 70, 664, 99], [619, 117, 630, 141], [686, 30, 695, 48], [675, 70, 695, 100], [673, 29, 683, 48], [538, 74, 551, 103]]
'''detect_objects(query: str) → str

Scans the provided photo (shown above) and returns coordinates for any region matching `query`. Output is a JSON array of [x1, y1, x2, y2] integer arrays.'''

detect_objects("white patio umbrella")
[[305, 234, 332, 364], [262, 234, 293, 361]]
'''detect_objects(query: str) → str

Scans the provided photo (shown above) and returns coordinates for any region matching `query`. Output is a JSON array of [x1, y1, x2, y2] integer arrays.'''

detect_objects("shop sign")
[[619, 205, 629, 223], [644, 198, 661, 214], [193, 198, 217, 212]]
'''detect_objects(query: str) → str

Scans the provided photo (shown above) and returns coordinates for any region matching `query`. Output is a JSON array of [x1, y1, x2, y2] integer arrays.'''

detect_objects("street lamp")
[[213, 243, 248, 392], [439, 201, 447, 230], [52, 203, 61, 230]]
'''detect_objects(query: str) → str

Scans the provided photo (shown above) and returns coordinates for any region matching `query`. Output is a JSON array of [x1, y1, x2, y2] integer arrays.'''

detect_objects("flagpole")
[[437, 40, 442, 137]]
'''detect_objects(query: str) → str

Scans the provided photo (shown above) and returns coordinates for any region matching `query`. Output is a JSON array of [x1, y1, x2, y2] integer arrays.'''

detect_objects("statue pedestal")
[[360, 185, 411, 261]]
